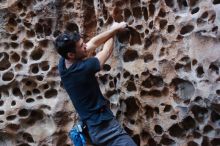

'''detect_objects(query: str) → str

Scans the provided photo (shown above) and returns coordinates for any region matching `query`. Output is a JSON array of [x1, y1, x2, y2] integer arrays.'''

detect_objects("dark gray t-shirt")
[[58, 57, 114, 126]]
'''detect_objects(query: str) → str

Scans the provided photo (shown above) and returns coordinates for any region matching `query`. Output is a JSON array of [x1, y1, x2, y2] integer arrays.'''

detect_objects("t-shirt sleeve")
[[84, 57, 101, 74]]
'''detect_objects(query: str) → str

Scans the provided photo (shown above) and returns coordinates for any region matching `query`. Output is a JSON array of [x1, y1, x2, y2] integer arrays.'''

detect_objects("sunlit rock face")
[[0, 0, 220, 145]]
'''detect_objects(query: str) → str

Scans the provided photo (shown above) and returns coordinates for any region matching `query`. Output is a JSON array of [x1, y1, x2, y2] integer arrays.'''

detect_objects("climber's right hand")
[[111, 22, 127, 32]]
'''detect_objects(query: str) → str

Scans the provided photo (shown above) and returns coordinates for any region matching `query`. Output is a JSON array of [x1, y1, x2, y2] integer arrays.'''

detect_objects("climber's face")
[[74, 38, 88, 60]]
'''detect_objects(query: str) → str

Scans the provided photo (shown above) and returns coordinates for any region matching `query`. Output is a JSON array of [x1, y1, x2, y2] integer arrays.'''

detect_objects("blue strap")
[[69, 128, 86, 146]]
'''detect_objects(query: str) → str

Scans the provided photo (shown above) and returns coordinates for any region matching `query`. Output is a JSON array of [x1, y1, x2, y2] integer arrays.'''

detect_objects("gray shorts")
[[87, 118, 137, 146]]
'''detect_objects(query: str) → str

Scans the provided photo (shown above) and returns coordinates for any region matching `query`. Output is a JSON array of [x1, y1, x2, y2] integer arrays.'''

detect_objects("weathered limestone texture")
[[0, 0, 220, 145]]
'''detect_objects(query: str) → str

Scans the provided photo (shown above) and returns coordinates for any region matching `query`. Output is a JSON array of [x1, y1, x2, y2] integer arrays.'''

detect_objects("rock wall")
[[0, 0, 220, 146]]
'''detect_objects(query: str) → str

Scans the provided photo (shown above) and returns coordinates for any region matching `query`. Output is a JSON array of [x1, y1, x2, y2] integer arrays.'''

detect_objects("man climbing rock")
[[54, 22, 137, 146]]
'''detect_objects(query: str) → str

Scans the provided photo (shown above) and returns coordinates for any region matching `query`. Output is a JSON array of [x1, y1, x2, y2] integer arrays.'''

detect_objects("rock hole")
[[213, 0, 220, 4], [6, 124, 20, 132], [149, 90, 162, 97], [23, 132, 34, 143], [144, 54, 154, 63], [18, 143, 31, 146], [209, 62, 219, 74], [113, 7, 123, 22], [6, 115, 17, 121], [35, 23, 43, 34], [0, 110, 4, 115], [123, 49, 139, 62], [11, 100, 16, 106], [44, 89, 58, 98], [154, 125, 163, 134], [216, 90, 220, 95], [189, 0, 199, 6], [23, 21, 32, 28], [142, 75, 164, 88], [11, 34, 18, 41], [39, 39, 49, 48], [192, 59, 198, 65], [126, 81, 137, 91], [193, 131, 202, 138], [30, 48, 43, 60], [26, 110, 44, 125], [103, 64, 111, 71], [2, 72, 14, 81], [170, 115, 177, 120], [159, 19, 168, 29], [197, 18, 206, 25], [65, 22, 79, 33], [132, 135, 140, 146], [196, 66, 204, 78], [180, 25, 194, 35], [23, 40, 34, 50], [145, 105, 154, 119], [8, 17, 17, 27], [132, 6, 142, 19], [181, 116, 196, 130], [10, 42, 19, 48], [149, 3, 155, 16], [36, 96, 43, 100], [191, 7, 200, 14], [26, 91, 32, 96], [0, 53, 11, 71], [144, 38, 152, 49], [171, 78, 195, 100], [212, 26, 218, 32], [130, 0, 140, 6], [12, 87, 22, 97], [164, 105, 172, 112], [10, 52, 20, 62], [211, 138, 220, 146], [203, 125, 213, 134], [36, 75, 44, 81], [149, 20, 154, 29], [201, 136, 210, 146], [31, 65, 39, 74], [26, 29, 35, 38], [39, 61, 50, 71], [99, 74, 108, 84], [18, 109, 29, 117], [142, 7, 148, 21], [124, 8, 132, 21], [201, 12, 208, 19], [191, 105, 208, 122], [109, 81, 114, 88], [32, 89, 40, 94], [21, 58, 27, 64], [117, 30, 130, 44], [158, 8, 166, 17], [160, 135, 175, 145], [66, 2, 74, 9], [124, 97, 139, 116], [168, 123, 185, 137], [0, 100, 4, 106], [26, 98, 35, 103], [148, 138, 157, 146], [167, 25, 175, 33], [178, 0, 188, 8], [165, 0, 174, 7], [212, 100, 219, 114], [187, 141, 199, 146], [130, 29, 142, 45]]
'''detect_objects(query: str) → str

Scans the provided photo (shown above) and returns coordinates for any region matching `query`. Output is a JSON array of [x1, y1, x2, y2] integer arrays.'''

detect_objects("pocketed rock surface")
[[0, 0, 220, 146]]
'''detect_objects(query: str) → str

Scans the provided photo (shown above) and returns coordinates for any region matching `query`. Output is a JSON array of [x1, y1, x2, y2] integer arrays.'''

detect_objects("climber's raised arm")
[[86, 22, 127, 51]]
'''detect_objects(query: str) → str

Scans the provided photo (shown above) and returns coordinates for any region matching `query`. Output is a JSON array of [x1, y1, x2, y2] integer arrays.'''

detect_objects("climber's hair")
[[54, 32, 81, 59]]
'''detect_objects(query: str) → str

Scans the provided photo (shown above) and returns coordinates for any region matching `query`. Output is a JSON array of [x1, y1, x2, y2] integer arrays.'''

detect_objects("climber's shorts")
[[87, 118, 137, 146]]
